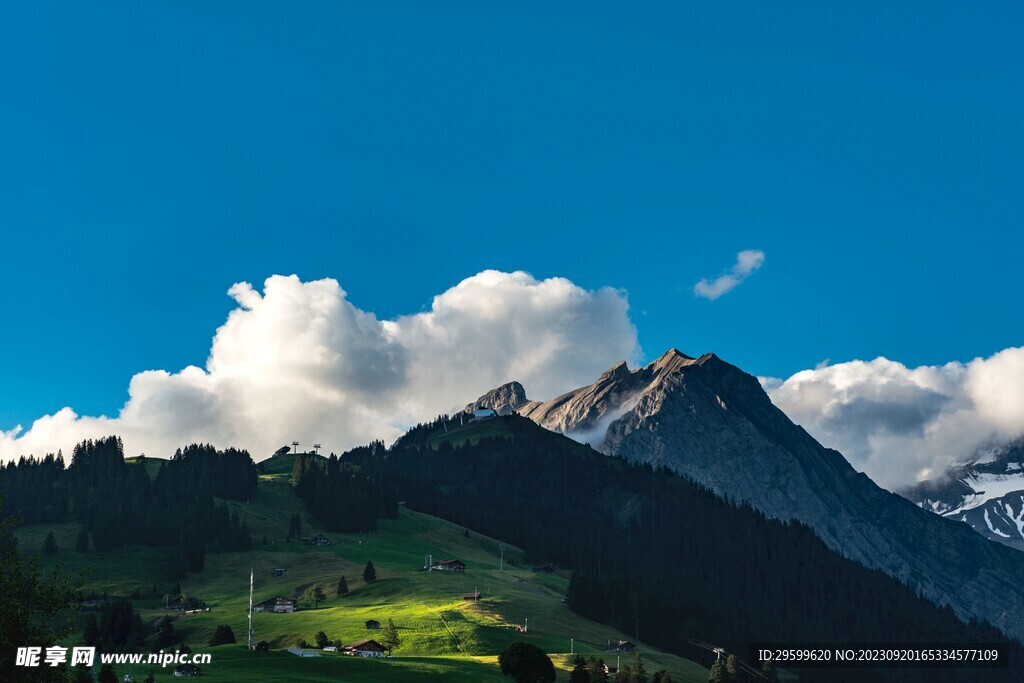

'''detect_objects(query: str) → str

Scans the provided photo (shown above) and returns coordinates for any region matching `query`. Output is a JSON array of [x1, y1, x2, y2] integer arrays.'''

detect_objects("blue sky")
[[2, 2, 1022, 433]]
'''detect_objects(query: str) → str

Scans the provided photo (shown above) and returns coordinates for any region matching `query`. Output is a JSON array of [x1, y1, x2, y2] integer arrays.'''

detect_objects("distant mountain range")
[[468, 349, 1024, 641], [900, 437, 1024, 551]]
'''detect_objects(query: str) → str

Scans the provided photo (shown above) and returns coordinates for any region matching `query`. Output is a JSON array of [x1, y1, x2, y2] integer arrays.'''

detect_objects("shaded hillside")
[[13, 474, 709, 682], [364, 414, 1023, 682], [475, 350, 1024, 640]]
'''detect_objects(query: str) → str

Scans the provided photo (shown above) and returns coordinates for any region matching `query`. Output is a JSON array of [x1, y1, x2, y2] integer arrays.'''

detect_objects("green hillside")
[[256, 450, 326, 475], [124, 454, 166, 479], [16, 471, 710, 682]]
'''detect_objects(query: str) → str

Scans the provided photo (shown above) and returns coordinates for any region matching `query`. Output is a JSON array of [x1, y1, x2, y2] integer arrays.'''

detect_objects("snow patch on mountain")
[[948, 471, 1024, 515]]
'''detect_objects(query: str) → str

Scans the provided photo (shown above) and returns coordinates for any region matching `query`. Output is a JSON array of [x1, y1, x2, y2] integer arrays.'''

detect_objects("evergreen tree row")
[[291, 445, 398, 532], [0, 437, 254, 577]]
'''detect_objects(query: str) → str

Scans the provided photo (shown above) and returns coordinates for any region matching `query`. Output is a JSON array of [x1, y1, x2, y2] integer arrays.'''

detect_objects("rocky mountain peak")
[[598, 360, 631, 381], [465, 381, 530, 415], [645, 348, 702, 376], [466, 348, 1024, 640]]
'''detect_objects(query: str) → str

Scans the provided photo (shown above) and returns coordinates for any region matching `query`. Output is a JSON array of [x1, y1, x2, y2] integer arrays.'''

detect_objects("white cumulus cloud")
[[765, 347, 1024, 489], [694, 249, 765, 300], [0, 271, 640, 462]]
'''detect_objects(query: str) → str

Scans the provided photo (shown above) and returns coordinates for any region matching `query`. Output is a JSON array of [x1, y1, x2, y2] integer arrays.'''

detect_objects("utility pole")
[[571, 638, 574, 655], [313, 443, 321, 455], [247, 568, 254, 649], [498, 544, 505, 572], [291, 441, 300, 454]]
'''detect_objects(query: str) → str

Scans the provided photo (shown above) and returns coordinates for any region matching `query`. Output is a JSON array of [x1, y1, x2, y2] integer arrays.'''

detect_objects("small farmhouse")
[[172, 664, 200, 677], [605, 640, 636, 653], [311, 533, 332, 546], [463, 591, 482, 601], [342, 639, 387, 658], [365, 619, 381, 629], [429, 559, 466, 572], [286, 648, 321, 658], [252, 596, 297, 613], [273, 567, 287, 577]]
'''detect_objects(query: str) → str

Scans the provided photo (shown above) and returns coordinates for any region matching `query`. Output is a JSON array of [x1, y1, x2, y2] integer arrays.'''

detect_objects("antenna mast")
[[247, 567, 254, 649]]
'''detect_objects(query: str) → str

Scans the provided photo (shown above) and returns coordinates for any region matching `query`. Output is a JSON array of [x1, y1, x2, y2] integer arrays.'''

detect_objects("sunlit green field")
[[17, 473, 711, 682]]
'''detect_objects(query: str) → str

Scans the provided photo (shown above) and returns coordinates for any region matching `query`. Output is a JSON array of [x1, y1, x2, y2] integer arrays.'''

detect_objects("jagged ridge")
[[469, 349, 1024, 641]]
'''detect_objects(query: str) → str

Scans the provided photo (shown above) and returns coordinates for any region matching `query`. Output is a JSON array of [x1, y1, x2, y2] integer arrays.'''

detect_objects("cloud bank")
[[0, 271, 640, 461], [694, 249, 765, 300], [765, 348, 1024, 489]]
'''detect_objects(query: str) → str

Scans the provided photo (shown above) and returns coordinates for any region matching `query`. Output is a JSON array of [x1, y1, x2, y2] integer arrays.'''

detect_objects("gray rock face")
[[470, 349, 1024, 640], [465, 381, 530, 415], [515, 349, 702, 439]]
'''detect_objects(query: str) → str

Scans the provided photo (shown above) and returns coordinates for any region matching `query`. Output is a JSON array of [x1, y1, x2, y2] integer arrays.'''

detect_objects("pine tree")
[[381, 617, 400, 654], [724, 654, 737, 682], [570, 655, 590, 683], [84, 614, 99, 646], [587, 656, 609, 683], [707, 659, 727, 683], [287, 513, 302, 540], [315, 631, 330, 649], [304, 583, 327, 609], [75, 527, 90, 553], [652, 670, 672, 683], [363, 560, 376, 583], [630, 653, 647, 683], [209, 624, 236, 646], [97, 663, 117, 683], [41, 531, 58, 556], [337, 575, 349, 596]]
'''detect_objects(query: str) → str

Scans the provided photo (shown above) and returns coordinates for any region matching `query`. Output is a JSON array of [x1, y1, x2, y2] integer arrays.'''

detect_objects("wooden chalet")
[[342, 639, 386, 658], [252, 596, 297, 613], [606, 640, 636, 653]]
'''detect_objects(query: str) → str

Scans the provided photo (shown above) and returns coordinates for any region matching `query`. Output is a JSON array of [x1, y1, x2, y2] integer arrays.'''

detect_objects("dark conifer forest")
[[365, 415, 1023, 682], [291, 444, 398, 532], [0, 437, 256, 577]]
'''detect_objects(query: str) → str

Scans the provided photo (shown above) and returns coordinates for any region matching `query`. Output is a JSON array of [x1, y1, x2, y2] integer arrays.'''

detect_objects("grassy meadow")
[[16, 466, 711, 682]]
